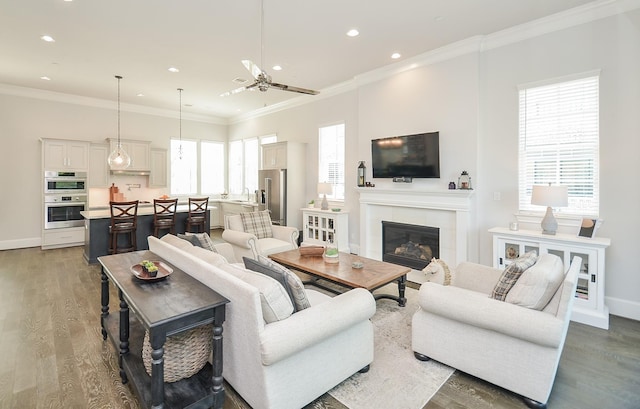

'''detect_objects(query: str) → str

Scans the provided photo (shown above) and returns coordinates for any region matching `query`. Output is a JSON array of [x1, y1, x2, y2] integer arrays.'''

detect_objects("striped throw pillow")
[[491, 251, 538, 301]]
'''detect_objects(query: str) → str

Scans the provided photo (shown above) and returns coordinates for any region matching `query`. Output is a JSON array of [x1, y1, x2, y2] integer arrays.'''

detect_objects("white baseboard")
[[606, 296, 640, 322], [0, 237, 41, 250]]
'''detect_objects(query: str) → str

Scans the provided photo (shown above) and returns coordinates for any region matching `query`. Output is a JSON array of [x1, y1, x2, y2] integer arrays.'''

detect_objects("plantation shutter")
[[518, 74, 599, 216]]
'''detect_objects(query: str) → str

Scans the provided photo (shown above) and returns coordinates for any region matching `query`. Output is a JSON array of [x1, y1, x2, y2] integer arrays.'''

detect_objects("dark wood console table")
[[98, 250, 229, 409]]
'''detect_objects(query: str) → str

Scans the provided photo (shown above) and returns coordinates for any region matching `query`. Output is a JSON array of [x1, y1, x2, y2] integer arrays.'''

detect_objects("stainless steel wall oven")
[[44, 171, 87, 194], [44, 194, 86, 229]]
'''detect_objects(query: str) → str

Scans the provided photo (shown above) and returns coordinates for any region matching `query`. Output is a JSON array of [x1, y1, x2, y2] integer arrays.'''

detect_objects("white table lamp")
[[317, 183, 333, 210], [531, 184, 568, 235]]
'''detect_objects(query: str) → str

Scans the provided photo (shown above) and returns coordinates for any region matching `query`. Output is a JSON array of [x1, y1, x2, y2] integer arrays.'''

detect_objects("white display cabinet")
[[302, 209, 349, 253], [489, 227, 611, 329]]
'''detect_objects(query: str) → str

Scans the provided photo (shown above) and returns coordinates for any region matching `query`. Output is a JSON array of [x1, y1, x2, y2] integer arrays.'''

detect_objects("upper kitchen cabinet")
[[42, 139, 89, 171], [262, 141, 305, 170], [107, 139, 151, 172], [88, 143, 110, 188], [149, 148, 167, 188]]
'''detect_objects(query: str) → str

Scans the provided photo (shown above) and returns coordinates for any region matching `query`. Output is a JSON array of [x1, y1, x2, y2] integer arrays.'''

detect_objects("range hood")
[[110, 169, 150, 176]]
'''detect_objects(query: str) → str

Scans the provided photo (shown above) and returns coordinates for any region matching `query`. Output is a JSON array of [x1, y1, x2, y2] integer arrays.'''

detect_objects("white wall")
[[0, 94, 226, 247], [478, 9, 640, 319], [228, 9, 640, 320]]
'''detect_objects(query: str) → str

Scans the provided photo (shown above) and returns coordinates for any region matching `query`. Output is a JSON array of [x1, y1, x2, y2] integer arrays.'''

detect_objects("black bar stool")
[[185, 197, 209, 233], [153, 198, 178, 238], [109, 200, 139, 254]]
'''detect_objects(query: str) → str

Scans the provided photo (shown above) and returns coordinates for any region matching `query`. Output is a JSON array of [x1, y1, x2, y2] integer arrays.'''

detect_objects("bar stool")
[[153, 198, 178, 238], [109, 200, 139, 254], [185, 197, 209, 233]]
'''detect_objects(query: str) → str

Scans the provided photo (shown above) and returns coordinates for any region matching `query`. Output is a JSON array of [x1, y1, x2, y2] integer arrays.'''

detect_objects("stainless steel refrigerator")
[[258, 169, 287, 225]]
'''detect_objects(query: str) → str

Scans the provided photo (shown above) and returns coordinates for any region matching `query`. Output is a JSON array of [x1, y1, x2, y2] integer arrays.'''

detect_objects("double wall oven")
[[44, 171, 87, 229]]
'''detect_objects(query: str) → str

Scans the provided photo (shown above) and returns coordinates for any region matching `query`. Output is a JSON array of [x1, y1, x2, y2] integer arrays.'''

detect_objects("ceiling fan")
[[220, 0, 319, 97]]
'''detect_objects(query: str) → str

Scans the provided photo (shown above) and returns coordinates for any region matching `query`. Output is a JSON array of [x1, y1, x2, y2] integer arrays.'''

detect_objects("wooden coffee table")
[[269, 249, 410, 306]]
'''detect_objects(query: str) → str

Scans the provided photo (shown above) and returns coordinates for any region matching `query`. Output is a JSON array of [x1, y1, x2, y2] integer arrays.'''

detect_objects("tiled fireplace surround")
[[357, 188, 474, 281]]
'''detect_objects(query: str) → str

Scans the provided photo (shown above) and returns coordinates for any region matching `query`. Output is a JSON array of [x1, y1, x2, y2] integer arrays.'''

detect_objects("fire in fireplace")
[[382, 221, 439, 270]]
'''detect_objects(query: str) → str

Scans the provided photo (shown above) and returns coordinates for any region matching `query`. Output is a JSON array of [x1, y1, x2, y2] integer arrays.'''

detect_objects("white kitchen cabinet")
[[149, 148, 167, 187], [302, 209, 349, 253], [261, 142, 288, 169], [88, 143, 110, 188], [41, 227, 84, 249], [107, 139, 151, 171], [42, 139, 89, 171], [489, 227, 611, 329]]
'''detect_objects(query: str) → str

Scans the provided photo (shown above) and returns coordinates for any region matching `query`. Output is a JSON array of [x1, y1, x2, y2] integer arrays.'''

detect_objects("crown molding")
[[0, 83, 228, 125], [481, 0, 640, 51], [228, 0, 640, 124]]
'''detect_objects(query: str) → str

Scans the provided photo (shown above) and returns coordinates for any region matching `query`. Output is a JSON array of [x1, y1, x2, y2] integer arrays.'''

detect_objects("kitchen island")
[[81, 205, 211, 264]]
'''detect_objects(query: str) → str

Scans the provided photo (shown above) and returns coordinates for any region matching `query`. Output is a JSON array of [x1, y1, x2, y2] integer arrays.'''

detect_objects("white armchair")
[[222, 211, 299, 260], [412, 254, 581, 409]]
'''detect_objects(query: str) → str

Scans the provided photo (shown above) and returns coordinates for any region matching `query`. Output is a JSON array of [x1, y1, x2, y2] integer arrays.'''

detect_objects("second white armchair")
[[222, 211, 299, 260]]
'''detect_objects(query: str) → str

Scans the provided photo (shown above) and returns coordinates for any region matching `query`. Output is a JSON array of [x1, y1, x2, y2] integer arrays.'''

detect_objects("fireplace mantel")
[[357, 187, 474, 267]]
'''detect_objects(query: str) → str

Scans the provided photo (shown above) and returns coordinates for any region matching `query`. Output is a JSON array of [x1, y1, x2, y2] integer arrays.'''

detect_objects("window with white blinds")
[[518, 74, 599, 216]]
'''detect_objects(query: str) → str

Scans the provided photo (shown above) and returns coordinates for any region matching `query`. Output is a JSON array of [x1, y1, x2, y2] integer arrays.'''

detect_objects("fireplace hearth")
[[382, 221, 439, 270]]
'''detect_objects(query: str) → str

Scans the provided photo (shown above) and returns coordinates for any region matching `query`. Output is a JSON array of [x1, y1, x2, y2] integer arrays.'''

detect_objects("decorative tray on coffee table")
[[130, 261, 173, 281]]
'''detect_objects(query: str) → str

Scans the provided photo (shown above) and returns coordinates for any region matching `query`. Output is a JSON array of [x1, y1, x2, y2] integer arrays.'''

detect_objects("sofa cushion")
[[491, 251, 538, 301], [219, 263, 294, 323], [179, 232, 218, 253], [161, 234, 195, 251], [506, 253, 565, 310], [243, 256, 311, 312], [240, 210, 273, 239], [185, 245, 228, 267]]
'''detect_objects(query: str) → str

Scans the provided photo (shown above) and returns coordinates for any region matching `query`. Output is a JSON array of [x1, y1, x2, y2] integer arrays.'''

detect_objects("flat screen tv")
[[371, 131, 440, 179]]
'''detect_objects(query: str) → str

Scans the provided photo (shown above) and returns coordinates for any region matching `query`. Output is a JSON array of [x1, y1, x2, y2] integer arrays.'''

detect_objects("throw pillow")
[[220, 263, 293, 323], [177, 233, 200, 247], [490, 251, 538, 301], [243, 256, 311, 312], [505, 253, 565, 310], [240, 210, 273, 239], [181, 232, 218, 253]]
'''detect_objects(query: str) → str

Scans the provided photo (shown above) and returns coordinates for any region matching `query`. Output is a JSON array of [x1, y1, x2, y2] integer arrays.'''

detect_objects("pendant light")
[[177, 88, 183, 160], [107, 75, 131, 169]]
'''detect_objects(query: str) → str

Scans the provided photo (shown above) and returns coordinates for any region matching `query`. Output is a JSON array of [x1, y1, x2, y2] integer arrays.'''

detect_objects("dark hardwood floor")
[[0, 244, 638, 409]]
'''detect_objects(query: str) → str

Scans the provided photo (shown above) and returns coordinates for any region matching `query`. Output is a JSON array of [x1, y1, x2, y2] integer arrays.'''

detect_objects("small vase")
[[324, 238, 339, 264]]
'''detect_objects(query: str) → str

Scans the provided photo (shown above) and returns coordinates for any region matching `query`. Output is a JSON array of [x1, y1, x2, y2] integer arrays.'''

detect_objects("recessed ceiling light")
[[272, 65, 282, 71], [41, 35, 55, 42], [233, 77, 247, 84], [391, 53, 401, 59], [40, 76, 51, 81], [346, 29, 359, 37], [136, 93, 144, 97], [168, 67, 179, 73], [184, 103, 193, 107]]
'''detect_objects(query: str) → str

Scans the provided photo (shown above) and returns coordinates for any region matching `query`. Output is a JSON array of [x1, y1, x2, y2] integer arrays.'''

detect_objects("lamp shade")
[[531, 185, 568, 207], [317, 183, 333, 195]]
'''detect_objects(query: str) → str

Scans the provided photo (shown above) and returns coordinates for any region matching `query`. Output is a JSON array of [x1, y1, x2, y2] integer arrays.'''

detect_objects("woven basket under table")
[[142, 326, 212, 383]]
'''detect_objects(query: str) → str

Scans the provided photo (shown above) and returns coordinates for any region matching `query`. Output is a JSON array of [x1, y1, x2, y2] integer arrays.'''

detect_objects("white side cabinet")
[[42, 139, 89, 171], [489, 227, 611, 329], [302, 209, 349, 253]]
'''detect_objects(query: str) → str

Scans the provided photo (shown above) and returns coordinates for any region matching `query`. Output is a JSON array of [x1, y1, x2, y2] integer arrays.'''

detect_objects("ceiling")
[[0, 0, 596, 120]]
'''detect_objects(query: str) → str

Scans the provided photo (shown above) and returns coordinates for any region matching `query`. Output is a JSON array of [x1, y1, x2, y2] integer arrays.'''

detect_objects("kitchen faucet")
[[244, 187, 251, 202]]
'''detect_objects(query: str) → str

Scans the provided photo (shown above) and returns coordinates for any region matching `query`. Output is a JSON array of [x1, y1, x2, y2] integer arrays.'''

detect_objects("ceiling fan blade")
[[242, 60, 264, 80], [219, 81, 259, 97], [270, 82, 320, 95]]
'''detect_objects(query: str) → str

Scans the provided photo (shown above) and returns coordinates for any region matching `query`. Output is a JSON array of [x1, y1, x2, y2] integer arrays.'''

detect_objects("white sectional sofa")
[[148, 234, 376, 409]]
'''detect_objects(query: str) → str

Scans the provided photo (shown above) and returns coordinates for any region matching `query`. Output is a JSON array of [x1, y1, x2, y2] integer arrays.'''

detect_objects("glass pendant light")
[[177, 88, 183, 160], [107, 75, 131, 169]]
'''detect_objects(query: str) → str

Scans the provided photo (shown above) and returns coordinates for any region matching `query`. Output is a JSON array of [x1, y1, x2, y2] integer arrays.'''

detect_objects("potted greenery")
[[308, 200, 315, 208]]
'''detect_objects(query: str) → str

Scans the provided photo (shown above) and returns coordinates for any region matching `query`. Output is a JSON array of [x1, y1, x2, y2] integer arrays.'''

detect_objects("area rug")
[[327, 284, 454, 409]]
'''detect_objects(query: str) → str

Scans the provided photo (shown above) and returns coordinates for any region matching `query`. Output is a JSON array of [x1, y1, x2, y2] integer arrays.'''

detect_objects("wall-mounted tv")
[[371, 131, 440, 179]]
